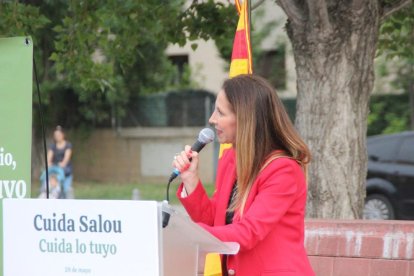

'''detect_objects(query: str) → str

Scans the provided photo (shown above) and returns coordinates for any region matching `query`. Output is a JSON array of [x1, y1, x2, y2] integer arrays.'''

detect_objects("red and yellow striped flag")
[[219, 0, 253, 158], [205, 2, 253, 274], [229, 0, 253, 78]]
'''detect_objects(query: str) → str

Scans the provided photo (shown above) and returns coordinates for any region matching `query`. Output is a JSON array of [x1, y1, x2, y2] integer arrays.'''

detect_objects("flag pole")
[[248, 0, 252, 64]]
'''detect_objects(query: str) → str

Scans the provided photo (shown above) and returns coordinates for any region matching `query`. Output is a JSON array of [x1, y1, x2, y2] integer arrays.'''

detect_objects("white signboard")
[[2, 199, 161, 276]]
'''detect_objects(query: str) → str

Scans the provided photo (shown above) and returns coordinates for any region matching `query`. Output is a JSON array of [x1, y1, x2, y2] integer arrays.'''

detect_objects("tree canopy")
[[377, 3, 414, 130], [1, 0, 186, 127], [0, 0, 279, 127]]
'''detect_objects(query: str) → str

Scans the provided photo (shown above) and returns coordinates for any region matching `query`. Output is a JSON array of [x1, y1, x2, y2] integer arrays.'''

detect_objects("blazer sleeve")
[[177, 180, 217, 226], [199, 159, 300, 252]]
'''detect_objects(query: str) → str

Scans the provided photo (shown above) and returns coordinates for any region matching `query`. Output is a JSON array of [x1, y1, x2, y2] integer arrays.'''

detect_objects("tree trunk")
[[285, 2, 381, 218]]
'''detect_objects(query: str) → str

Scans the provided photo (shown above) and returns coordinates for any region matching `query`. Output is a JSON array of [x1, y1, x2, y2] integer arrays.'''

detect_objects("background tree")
[[0, 0, 184, 127], [0, 0, 279, 126], [274, 0, 412, 218], [174, 0, 411, 218], [377, 3, 414, 130], [0, 0, 186, 179], [367, 94, 411, 135]]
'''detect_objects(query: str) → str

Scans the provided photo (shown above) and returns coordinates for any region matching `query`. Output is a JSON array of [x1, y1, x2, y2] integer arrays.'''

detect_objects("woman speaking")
[[173, 74, 314, 276]]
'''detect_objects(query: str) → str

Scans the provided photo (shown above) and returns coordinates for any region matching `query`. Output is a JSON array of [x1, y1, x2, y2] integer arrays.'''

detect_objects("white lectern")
[[1, 199, 239, 276]]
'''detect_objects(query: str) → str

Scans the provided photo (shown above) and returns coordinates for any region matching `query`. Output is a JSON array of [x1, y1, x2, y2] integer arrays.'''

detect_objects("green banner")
[[0, 36, 32, 198], [0, 36, 33, 275]]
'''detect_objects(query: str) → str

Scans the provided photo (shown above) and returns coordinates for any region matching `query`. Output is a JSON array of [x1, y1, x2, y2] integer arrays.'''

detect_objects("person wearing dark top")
[[47, 125, 74, 198]]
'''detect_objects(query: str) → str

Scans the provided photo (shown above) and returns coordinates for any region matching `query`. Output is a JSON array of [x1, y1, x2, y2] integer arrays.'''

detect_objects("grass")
[[31, 181, 215, 205]]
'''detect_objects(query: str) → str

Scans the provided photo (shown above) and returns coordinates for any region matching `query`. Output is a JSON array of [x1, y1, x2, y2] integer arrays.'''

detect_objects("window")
[[367, 136, 400, 162], [256, 45, 286, 90], [168, 54, 189, 84], [396, 137, 414, 164]]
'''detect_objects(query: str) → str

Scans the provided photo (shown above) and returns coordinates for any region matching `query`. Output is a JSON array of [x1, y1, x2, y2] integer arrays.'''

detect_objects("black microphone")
[[168, 128, 215, 183], [162, 128, 215, 228]]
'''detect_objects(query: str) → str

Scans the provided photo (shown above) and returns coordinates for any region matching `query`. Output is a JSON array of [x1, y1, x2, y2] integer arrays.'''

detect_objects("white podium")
[[1, 199, 239, 276]]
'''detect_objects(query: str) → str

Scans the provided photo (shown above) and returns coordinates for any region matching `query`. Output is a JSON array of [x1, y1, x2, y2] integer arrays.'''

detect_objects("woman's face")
[[54, 130, 64, 143], [209, 90, 237, 144]]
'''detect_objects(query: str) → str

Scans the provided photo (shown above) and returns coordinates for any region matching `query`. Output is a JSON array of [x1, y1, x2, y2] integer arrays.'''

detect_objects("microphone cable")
[[162, 176, 175, 228], [165, 173, 176, 203]]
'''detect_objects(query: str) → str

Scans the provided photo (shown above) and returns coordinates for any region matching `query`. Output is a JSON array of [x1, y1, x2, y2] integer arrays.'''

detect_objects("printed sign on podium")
[[2, 199, 161, 276], [1, 199, 239, 276]]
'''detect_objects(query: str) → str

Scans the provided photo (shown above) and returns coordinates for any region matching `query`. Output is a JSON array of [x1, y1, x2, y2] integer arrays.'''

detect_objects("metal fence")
[[122, 90, 215, 127]]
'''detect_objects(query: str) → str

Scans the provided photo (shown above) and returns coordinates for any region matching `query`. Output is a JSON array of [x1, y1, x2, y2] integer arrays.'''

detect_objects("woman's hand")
[[172, 145, 200, 195]]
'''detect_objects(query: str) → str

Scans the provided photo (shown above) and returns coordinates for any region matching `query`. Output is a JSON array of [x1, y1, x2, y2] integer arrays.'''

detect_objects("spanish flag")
[[205, 1, 252, 276], [219, 0, 253, 158]]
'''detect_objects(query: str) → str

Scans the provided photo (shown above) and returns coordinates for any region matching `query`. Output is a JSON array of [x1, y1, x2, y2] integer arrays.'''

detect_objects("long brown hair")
[[222, 74, 310, 215]]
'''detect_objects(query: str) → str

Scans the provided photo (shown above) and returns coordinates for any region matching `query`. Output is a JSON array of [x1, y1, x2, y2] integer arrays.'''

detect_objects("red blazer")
[[177, 148, 314, 276]]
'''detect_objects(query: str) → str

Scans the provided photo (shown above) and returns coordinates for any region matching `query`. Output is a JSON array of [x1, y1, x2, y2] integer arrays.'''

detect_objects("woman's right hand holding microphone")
[[172, 145, 200, 195]]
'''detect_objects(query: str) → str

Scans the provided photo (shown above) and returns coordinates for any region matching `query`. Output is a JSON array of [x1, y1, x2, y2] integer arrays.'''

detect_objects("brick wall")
[[305, 219, 414, 276]]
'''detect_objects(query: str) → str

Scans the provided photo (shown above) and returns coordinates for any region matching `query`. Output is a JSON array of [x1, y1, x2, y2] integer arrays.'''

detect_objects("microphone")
[[168, 127, 215, 183], [162, 128, 215, 228]]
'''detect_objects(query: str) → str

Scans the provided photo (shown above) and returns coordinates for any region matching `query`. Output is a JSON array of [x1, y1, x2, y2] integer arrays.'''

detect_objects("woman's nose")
[[208, 112, 216, 125]]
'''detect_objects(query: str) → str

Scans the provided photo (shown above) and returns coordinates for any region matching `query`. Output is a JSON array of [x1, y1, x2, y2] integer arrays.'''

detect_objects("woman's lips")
[[216, 129, 223, 136]]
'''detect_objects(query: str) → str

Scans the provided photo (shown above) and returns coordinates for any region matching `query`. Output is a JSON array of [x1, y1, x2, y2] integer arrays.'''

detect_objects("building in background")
[[166, 1, 297, 98]]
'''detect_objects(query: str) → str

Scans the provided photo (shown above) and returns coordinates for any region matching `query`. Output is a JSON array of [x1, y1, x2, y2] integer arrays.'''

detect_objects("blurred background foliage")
[[375, 3, 414, 134], [0, 0, 413, 134], [368, 94, 410, 135], [0, 0, 185, 128], [0, 0, 285, 130]]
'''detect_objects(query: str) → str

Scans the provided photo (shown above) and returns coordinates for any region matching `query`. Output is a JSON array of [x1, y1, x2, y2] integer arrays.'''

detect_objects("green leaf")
[[191, 43, 198, 51]]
